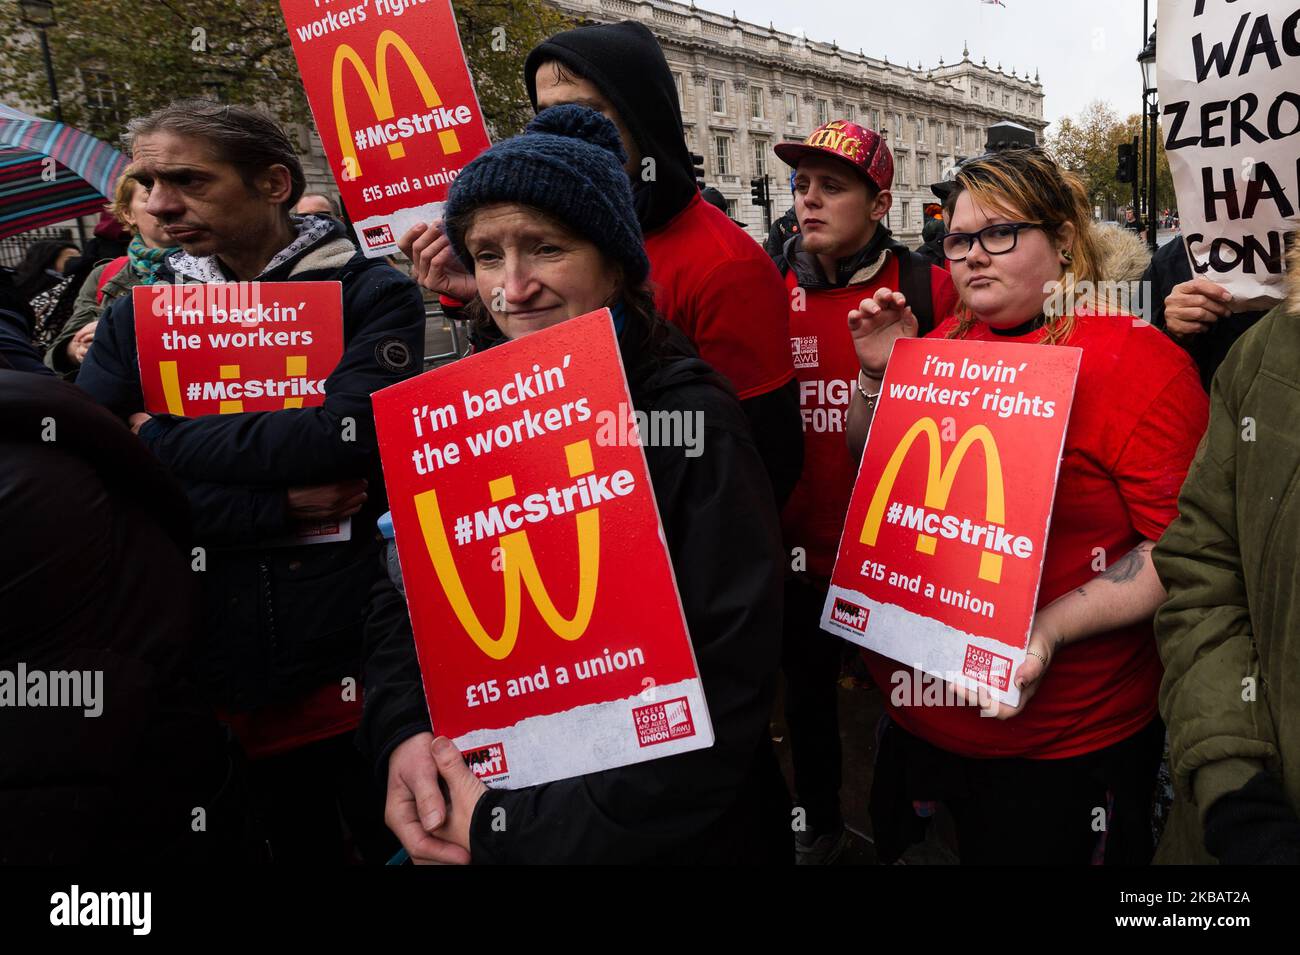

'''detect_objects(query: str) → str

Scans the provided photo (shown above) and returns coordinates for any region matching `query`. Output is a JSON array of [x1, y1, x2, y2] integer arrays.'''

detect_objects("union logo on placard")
[[962, 644, 1012, 691], [633, 696, 696, 747]]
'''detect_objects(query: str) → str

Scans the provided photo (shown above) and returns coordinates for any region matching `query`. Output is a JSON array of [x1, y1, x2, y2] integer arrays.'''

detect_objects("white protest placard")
[[1158, 0, 1300, 311]]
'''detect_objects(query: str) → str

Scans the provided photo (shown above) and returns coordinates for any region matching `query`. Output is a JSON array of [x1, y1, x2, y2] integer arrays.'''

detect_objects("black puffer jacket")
[[361, 323, 789, 863], [76, 217, 426, 710]]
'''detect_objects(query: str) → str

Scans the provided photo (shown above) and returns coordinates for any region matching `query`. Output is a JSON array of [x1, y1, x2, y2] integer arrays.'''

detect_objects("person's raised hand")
[[285, 479, 367, 521], [1164, 276, 1232, 339], [384, 732, 470, 865], [397, 220, 477, 303], [847, 287, 919, 381]]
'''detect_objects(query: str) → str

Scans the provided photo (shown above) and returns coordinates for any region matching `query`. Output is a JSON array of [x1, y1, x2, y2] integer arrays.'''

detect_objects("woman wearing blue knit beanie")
[[363, 105, 791, 865]]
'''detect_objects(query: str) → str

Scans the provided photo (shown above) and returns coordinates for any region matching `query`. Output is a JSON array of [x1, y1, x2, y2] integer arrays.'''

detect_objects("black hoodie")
[[524, 20, 697, 233]]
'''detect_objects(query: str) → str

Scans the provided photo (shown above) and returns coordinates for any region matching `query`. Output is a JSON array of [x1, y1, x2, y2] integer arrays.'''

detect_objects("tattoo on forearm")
[[1098, 543, 1152, 585]]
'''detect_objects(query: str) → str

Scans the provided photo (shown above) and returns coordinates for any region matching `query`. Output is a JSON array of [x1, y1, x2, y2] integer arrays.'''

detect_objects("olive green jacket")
[[44, 258, 142, 379], [1152, 274, 1299, 864]]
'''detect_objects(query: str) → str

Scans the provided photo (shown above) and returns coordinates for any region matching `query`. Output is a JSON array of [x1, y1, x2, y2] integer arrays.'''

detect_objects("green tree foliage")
[[1047, 99, 1176, 215], [1, 0, 570, 146]]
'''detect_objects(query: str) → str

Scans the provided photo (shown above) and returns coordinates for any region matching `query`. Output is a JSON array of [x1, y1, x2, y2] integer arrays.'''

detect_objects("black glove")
[[1203, 770, 1300, 865]]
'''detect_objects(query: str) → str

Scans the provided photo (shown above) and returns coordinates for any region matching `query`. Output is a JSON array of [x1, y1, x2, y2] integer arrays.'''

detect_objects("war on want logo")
[[831, 597, 870, 633], [363, 223, 395, 249], [462, 742, 509, 781], [962, 644, 1012, 691], [633, 696, 696, 748]]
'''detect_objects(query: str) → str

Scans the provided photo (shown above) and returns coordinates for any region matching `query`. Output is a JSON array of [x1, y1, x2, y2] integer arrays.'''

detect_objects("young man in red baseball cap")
[[773, 119, 958, 863]]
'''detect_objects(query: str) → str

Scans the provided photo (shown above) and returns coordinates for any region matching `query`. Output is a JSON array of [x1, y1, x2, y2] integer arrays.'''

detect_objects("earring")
[[1061, 248, 1073, 264]]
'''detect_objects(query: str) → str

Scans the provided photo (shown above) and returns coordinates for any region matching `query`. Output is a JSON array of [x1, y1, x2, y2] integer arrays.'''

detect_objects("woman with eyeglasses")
[[843, 148, 1209, 864]]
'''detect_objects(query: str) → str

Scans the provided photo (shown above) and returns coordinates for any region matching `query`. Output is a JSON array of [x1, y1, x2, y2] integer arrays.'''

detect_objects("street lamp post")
[[19, 0, 63, 123], [1138, 29, 1159, 252]]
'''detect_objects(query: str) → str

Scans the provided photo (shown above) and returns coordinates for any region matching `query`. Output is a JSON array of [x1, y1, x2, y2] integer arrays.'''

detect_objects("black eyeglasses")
[[941, 222, 1054, 262]]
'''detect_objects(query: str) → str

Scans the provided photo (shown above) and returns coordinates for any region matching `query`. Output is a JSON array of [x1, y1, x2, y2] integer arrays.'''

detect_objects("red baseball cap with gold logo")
[[774, 119, 894, 193]]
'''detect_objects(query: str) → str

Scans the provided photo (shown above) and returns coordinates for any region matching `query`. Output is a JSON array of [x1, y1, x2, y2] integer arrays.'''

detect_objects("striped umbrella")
[[0, 103, 130, 240]]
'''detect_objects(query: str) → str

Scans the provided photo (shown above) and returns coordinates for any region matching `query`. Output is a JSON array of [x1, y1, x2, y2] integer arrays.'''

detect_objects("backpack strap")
[[896, 250, 935, 336], [95, 257, 129, 305]]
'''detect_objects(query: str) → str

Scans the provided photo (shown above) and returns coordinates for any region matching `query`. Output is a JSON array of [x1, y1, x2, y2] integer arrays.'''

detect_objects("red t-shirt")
[[864, 311, 1209, 759], [781, 255, 959, 578], [644, 193, 794, 400]]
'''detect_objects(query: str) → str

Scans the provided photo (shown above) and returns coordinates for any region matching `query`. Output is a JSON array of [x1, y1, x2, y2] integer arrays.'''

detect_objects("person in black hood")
[[364, 105, 788, 864], [402, 20, 803, 508]]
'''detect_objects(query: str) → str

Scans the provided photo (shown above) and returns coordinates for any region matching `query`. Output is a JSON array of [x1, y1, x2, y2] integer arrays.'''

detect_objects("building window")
[[933, 121, 942, 145], [673, 71, 684, 105], [750, 86, 764, 120], [785, 92, 799, 125], [82, 69, 128, 129], [714, 135, 731, 175], [753, 140, 768, 177], [871, 109, 881, 131], [902, 200, 911, 228], [917, 156, 927, 183], [894, 113, 903, 139], [988, 88, 994, 102], [817, 98, 829, 125], [712, 78, 726, 114], [1017, 97, 1024, 111], [914, 117, 924, 143], [895, 152, 909, 185], [846, 103, 856, 123], [972, 84, 980, 99], [1003, 92, 1010, 106], [725, 198, 738, 220]]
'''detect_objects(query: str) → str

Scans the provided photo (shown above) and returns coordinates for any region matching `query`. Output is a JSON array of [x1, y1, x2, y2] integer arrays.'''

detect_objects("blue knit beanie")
[[444, 104, 649, 286]]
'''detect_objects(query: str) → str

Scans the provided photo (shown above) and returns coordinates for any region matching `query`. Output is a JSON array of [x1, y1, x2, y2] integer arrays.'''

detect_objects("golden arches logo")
[[331, 29, 462, 179], [860, 417, 1006, 583], [413, 440, 600, 661]]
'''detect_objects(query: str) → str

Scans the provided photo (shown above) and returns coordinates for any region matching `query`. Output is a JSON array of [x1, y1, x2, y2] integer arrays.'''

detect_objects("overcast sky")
[[711, 0, 1155, 130]]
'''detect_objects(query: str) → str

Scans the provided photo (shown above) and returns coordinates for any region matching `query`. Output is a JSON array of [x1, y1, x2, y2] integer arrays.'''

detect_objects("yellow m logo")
[[331, 29, 462, 179], [860, 417, 1006, 583], [412, 440, 600, 660]]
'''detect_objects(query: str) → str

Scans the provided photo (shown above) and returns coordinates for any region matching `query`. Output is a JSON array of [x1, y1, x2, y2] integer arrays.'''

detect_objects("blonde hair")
[[109, 166, 144, 233], [945, 148, 1102, 346]]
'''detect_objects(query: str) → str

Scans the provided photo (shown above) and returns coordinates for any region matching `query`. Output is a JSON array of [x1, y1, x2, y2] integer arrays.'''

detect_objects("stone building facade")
[[547, 0, 1048, 244]]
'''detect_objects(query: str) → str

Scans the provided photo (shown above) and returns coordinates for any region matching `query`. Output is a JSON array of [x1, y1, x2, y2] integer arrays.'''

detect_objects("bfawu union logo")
[[632, 696, 696, 747], [962, 644, 1013, 691], [830, 597, 870, 632]]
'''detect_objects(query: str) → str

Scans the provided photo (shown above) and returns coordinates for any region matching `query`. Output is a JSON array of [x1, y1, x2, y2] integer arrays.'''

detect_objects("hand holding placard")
[[399, 220, 478, 302]]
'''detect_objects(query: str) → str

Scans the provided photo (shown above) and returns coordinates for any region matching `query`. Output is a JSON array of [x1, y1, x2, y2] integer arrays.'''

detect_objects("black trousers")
[[780, 577, 845, 835], [247, 731, 397, 865], [871, 715, 1166, 865]]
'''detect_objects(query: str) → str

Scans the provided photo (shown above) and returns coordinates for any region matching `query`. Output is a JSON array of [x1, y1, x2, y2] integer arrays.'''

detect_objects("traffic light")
[[690, 152, 706, 190], [750, 176, 768, 206], [1116, 139, 1137, 184]]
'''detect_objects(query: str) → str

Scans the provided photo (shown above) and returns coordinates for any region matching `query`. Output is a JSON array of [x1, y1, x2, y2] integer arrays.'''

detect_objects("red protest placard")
[[133, 282, 344, 418], [821, 337, 1080, 707], [279, 0, 492, 256], [372, 309, 712, 788]]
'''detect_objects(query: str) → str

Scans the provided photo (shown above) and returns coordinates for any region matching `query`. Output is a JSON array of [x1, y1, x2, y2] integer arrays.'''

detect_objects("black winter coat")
[[360, 323, 790, 863], [0, 372, 246, 863], [76, 219, 426, 710]]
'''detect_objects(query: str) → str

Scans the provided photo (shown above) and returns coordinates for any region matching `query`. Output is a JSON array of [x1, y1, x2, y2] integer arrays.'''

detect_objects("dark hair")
[[14, 239, 79, 300], [446, 202, 668, 358], [126, 100, 306, 210]]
